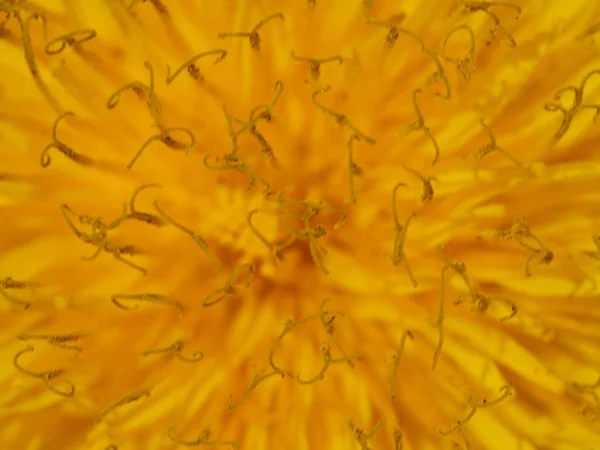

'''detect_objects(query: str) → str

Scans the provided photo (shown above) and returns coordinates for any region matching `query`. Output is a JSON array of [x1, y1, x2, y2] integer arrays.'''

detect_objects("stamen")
[[111, 293, 184, 318], [127, 127, 195, 169], [127, 183, 164, 225], [143, 340, 203, 363], [0, 276, 38, 289], [60, 204, 146, 275], [44, 375, 76, 397], [41, 112, 93, 167], [544, 70, 600, 139], [436, 247, 477, 301], [491, 217, 553, 277], [220, 80, 286, 168], [473, 119, 521, 167], [14, 11, 62, 113], [143, 61, 161, 124], [13, 345, 75, 397], [220, 103, 243, 161], [44, 29, 97, 55], [349, 417, 386, 450], [203, 149, 269, 192], [271, 214, 330, 275], [201, 263, 255, 307], [424, 49, 452, 99], [474, 385, 513, 408], [220, 102, 272, 163], [402, 164, 438, 202], [107, 61, 164, 129], [346, 134, 373, 204], [107, 81, 148, 109], [17, 332, 84, 352], [433, 248, 478, 368], [290, 51, 343, 80], [154, 201, 220, 270], [268, 192, 346, 229], [296, 344, 340, 384], [247, 210, 281, 258], [403, 89, 440, 166], [228, 369, 281, 412], [432, 264, 449, 370], [166, 50, 227, 84], [385, 183, 418, 287], [454, 293, 518, 323], [0, 287, 31, 309], [13, 345, 51, 378], [442, 25, 477, 81], [458, 0, 521, 47], [249, 80, 285, 124], [366, 19, 426, 52], [217, 13, 284, 51], [312, 86, 376, 143], [268, 304, 353, 378], [167, 423, 239, 449], [438, 385, 513, 436], [312, 85, 347, 124], [76, 205, 126, 256], [318, 298, 356, 368], [248, 126, 280, 169], [268, 319, 303, 377], [0, 276, 34, 309], [97, 389, 151, 423], [389, 330, 414, 400]]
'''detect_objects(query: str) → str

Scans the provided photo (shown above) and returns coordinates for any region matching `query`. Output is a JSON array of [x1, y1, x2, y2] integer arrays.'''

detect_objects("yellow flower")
[[1, 0, 600, 448]]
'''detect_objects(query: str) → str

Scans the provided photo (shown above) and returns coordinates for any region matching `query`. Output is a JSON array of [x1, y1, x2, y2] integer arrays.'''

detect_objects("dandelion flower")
[[1, 0, 600, 449]]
